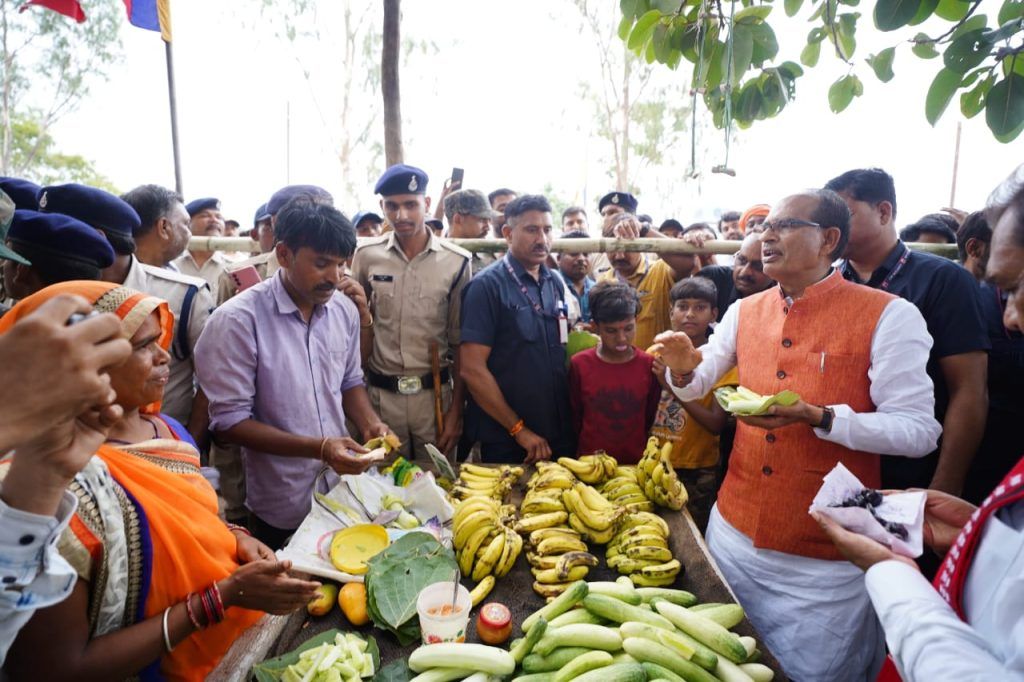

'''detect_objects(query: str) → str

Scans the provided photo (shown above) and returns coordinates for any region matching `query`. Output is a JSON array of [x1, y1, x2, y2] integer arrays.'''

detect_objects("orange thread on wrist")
[[508, 419, 525, 437]]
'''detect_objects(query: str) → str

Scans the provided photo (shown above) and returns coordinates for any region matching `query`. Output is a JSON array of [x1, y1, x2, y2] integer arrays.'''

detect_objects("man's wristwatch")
[[814, 406, 835, 433]]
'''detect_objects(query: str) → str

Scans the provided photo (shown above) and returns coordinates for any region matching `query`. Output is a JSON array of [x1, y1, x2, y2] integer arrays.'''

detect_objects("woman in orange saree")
[[0, 282, 319, 681]]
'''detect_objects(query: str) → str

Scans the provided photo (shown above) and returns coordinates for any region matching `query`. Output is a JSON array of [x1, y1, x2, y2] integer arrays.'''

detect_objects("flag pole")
[[164, 38, 183, 195]]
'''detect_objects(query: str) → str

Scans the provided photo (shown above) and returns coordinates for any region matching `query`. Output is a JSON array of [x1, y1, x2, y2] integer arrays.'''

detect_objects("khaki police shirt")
[[351, 230, 470, 376], [216, 251, 280, 305], [123, 256, 214, 425], [172, 250, 231, 291]]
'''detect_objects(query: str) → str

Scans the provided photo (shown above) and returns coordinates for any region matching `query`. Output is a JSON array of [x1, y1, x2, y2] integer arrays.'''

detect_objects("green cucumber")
[[552, 650, 613, 682], [619, 621, 718, 671], [716, 656, 757, 682], [586, 580, 643, 605], [408, 643, 515, 675], [510, 674, 556, 682], [739, 663, 774, 681], [522, 581, 588, 634], [738, 636, 758, 660], [640, 662, 687, 682], [409, 668, 476, 682], [689, 602, 726, 611], [547, 609, 606, 628], [510, 618, 548, 663], [610, 652, 639, 665], [635, 587, 697, 606], [691, 604, 745, 629], [653, 599, 749, 663], [522, 647, 592, 673], [583, 594, 674, 630], [572, 662, 647, 682], [622, 637, 720, 682], [532, 624, 623, 657]]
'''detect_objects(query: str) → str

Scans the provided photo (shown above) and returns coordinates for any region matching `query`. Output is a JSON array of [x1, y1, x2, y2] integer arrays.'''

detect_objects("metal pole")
[[950, 120, 962, 207], [286, 100, 291, 185], [164, 40, 183, 195]]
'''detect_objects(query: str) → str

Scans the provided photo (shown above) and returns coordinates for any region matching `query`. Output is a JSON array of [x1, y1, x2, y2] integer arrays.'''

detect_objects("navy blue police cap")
[[0, 177, 42, 210], [253, 203, 271, 225], [8, 209, 115, 269], [352, 211, 383, 227], [374, 164, 428, 196], [598, 191, 638, 214], [266, 185, 334, 215], [185, 197, 221, 217], [37, 183, 141, 237]]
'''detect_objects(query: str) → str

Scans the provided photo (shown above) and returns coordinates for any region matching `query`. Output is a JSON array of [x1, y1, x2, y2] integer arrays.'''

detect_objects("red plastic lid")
[[478, 602, 512, 628]]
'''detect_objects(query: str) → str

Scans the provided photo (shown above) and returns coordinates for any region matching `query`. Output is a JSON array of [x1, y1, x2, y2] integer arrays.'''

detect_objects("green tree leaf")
[[736, 6, 773, 23], [828, 74, 861, 112], [628, 10, 662, 50], [936, 0, 972, 21], [874, 0, 920, 31], [645, 37, 658, 63], [960, 74, 995, 118], [986, 73, 1024, 140], [618, 15, 635, 41], [909, 0, 940, 25], [730, 23, 755, 85], [943, 29, 994, 74], [999, 0, 1024, 25], [801, 39, 822, 66], [951, 14, 990, 41], [867, 46, 896, 82], [925, 67, 963, 125], [837, 13, 859, 58], [736, 82, 765, 121], [750, 22, 780, 65], [620, 0, 640, 20], [784, 0, 805, 17], [653, 22, 672, 63], [912, 33, 941, 59]]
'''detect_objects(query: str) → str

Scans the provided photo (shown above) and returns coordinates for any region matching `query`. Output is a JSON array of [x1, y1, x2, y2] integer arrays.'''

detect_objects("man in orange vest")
[[653, 189, 942, 681]]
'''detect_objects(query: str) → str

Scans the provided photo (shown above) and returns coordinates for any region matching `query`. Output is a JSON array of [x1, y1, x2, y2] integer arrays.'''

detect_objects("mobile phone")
[[229, 265, 262, 292], [451, 167, 464, 187]]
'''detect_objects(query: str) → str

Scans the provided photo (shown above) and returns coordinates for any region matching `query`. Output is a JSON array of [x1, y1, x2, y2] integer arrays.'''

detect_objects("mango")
[[306, 583, 339, 616]]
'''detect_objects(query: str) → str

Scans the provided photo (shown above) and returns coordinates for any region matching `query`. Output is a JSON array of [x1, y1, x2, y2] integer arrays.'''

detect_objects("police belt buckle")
[[397, 376, 423, 395]]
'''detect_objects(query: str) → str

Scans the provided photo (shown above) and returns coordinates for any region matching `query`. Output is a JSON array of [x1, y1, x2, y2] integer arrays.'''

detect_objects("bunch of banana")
[[600, 468, 656, 513], [523, 527, 598, 599], [452, 495, 522, 583], [606, 510, 683, 586], [562, 482, 625, 544], [556, 453, 618, 485], [526, 461, 576, 490], [635, 437, 687, 511], [449, 463, 523, 502]]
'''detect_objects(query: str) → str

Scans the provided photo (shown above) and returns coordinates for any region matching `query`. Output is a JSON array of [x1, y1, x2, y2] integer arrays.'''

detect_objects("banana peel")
[[714, 385, 801, 416]]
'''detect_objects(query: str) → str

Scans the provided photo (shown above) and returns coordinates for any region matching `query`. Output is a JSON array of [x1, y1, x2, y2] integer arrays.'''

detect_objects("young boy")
[[650, 277, 738, 532], [569, 281, 662, 464]]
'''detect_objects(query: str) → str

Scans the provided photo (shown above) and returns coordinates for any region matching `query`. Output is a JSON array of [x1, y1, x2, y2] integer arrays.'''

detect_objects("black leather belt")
[[366, 368, 451, 395]]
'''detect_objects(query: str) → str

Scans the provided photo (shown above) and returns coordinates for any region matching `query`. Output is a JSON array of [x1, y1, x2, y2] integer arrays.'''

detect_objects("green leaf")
[[736, 82, 765, 121], [828, 74, 861, 112], [936, 0, 972, 21], [943, 29, 994, 74], [704, 41, 727, 90], [867, 46, 896, 82], [801, 40, 821, 66], [620, 0, 640, 20], [667, 47, 683, 69], [254, 631, 381, 682], [874, 0, 919, 31], [784, 0, 805, 17], [618, 15, 635, 42], [735, 5, 773, 23], [960, 74, 995, 118], [951, 14, 990, 41], [373, 659, 414, 682], [986, 18, 1024, 44], [729, 23, 755, 85], [986, 73, 1024, 139], [808, 27, 827, 44], [999, 0, 1024, 25], [909, 0, 940, 25], [750, 22, 780, 65], [645, 38, 658, 63], [837, 12, 859, 58], [653, 23, 671, 63], [628, 10, 662, 50], [912, 33, 941, 59], [778, 61, 805, 79], [925, 67, 963, 125], [651, 0, 678, 11]]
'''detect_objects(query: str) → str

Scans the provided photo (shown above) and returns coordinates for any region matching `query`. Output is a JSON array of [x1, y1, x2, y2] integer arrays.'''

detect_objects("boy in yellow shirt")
[[650, 278, 738, 532]]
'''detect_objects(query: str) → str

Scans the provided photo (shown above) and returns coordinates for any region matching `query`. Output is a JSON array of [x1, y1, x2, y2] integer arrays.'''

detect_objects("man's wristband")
[[508, 419, 525, 437], [360, 314, 374, 329], [814, 406, 835, 433]]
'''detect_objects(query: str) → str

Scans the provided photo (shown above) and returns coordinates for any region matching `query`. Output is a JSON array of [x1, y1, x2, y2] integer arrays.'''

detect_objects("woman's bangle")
[[508, 419, 525, 437], [211, 582, 226, 621], [185, 592, 203, 630], [226, 523, 252, 537], [319, 437, 330, 461], [199, 589, 215, 626], [161, 607, 174, 653]]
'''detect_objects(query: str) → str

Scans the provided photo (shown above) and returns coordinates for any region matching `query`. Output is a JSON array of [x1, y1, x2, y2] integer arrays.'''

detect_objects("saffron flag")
[[18, 0, 85, 22], [123, 0, 172, 42]]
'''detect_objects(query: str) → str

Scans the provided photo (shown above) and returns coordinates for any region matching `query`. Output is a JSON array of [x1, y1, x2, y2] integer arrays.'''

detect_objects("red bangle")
[[185, 593, 203, 630], [508, 419, 525, 437], [226, 523, 252, 537], [211, 582, 226, 620], [200, 589, 216, 625]]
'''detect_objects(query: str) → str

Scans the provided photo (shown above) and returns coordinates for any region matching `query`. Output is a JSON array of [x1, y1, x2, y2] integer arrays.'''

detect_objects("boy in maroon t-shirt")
[[569, 281, 662, 463]]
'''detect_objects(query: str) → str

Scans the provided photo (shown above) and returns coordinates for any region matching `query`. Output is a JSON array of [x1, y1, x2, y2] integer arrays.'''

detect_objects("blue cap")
[[185, 197, 221, 217], [8, 209, 115, 269], [266, 185, 334, 215], [352, 211, 383, 228], [37, 183, 141, 237], [0, 189, 29, 265], [0, 177, 42, 210], [374, 164, 428, 196], [598, 191, 638, 214], [253, 203, 271, 225]]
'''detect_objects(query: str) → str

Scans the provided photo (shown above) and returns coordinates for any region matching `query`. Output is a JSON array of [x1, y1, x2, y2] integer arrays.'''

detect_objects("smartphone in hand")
[[229, 265, 262, 292], [451, 167, 464, 187]]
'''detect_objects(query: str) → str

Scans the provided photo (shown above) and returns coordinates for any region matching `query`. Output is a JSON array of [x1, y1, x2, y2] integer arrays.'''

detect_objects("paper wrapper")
[[278, 468, 455, 582], [809, 462, 926, 558]]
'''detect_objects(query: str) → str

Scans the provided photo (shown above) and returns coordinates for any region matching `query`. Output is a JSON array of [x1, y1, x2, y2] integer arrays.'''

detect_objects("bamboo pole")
[[188, 236, 961, 260]]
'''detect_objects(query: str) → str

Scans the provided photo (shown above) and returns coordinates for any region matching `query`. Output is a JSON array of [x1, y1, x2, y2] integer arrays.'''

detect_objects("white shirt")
[[668, 294, 942, 457], [0, 484, 78, 665], [865, 499, 1024, 680]]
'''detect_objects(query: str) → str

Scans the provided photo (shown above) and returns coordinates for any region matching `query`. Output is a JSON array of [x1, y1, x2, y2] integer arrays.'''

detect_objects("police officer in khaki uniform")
[[353, 165, 471, 458], [444, 189, 500, 276]]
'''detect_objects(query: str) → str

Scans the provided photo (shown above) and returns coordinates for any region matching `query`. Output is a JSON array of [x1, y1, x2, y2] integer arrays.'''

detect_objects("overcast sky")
[[50, 0, 1021, 230]]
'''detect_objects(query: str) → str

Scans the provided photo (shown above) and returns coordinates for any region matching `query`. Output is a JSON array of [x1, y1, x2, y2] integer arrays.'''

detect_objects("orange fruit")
[[338, 582, 370, 626]]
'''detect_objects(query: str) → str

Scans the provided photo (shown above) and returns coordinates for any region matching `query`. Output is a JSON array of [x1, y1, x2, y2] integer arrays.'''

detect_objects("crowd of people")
[[0, 160, 1021, 681]]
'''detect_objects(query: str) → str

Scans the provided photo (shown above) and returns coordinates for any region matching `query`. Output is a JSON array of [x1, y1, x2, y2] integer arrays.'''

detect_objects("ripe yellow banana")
[[555, 551, 599, 580], [623, 501, 657, 514], [453, 509, 498, 549], [624, 545, 673, 562], [460, 463, 502, 478], [533, 565, 589, 584], [460, 526, 495, 575], [640, 558, 682, 578], [618, 533, 669, 551], [513, 511, 569, 534], [575, 483, 616, 512], [529, 527, 581, 545], [532, 580, 574, 599], [526, 552, 561, 570], [495, 528, 522, 578], [536, 534, 588, 556], [521, 497, 565, 515], [472, 532, 506, 581], [469, 575, 495, 606], [629, 573, 677, 587]]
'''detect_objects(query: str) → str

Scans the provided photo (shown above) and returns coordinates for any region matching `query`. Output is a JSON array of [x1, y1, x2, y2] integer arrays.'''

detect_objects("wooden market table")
[[210, 467, 789, 681]]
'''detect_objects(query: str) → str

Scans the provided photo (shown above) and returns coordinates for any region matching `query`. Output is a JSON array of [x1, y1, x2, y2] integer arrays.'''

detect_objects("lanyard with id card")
[[502, 256, 569, 345]]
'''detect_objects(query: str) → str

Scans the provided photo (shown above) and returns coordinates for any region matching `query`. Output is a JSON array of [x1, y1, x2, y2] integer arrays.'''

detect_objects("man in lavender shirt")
[[195, 198, 389, 549]]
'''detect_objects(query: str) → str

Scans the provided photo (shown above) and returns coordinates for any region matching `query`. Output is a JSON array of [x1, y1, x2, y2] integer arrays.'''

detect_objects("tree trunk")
[[382, 0, 403, 167]]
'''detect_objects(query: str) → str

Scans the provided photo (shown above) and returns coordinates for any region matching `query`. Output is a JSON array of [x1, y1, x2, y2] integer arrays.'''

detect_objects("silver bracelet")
[[162, 606, 174, 653]]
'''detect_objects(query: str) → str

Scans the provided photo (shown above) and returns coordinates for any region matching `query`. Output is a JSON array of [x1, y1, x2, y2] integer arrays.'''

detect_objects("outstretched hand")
[[649, 331, 703, 375]]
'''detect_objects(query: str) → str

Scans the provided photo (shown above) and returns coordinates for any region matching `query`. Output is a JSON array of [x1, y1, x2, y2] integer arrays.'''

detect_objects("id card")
[[558, 313, 569, 344]]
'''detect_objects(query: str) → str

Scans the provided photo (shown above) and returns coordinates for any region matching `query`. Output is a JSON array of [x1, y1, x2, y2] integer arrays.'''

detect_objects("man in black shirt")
[[826, 168, 989, 496], [696, 232, 775, 321]]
